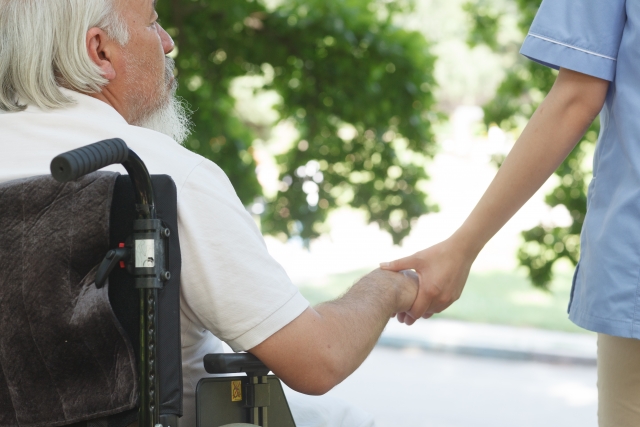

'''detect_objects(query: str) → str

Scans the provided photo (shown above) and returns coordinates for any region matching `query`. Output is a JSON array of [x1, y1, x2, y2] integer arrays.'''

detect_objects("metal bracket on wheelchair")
[[94, 218, 170, 289], [245, 375, 270, 425], [134, 218, 171, 289]]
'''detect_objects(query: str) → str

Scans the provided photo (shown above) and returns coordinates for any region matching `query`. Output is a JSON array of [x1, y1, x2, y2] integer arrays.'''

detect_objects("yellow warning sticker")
[[231, 380, 242, 402]]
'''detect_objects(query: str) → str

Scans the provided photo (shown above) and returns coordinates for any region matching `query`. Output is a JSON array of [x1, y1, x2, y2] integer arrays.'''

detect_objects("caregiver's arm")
[[381, 68, 610, 323]]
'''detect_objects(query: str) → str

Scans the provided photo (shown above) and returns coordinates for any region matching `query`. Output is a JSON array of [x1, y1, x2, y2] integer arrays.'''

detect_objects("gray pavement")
[[330, 346, 597, 427], [380, 319, 597, 365], [324, 320, 599, 426]]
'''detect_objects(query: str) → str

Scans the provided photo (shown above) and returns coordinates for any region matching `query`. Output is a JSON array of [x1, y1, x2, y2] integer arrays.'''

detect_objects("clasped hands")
[[382, 236, 475, 325]]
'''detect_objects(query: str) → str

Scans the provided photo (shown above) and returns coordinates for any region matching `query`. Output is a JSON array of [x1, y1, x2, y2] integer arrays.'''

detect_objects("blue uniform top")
[[520, 0, 640, 338]]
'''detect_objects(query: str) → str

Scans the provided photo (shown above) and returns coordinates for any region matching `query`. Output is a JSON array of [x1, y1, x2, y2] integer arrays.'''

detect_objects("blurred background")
[[158, 0, 598, 425]]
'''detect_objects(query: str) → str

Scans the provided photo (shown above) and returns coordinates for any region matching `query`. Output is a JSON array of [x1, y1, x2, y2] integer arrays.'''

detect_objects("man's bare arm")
[[249, 269, 418, 395]]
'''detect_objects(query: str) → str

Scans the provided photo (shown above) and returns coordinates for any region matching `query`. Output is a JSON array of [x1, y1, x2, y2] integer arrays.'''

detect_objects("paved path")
[[329, 346, 597, 427], [380, 319, 597, 365]]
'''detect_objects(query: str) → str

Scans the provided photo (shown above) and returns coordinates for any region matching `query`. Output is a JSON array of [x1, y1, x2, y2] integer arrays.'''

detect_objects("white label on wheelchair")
[[135, 239, 155, 267]]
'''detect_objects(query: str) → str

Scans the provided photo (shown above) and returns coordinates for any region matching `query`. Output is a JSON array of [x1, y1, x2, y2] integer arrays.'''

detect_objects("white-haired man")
[[0, 1, 419, 426]]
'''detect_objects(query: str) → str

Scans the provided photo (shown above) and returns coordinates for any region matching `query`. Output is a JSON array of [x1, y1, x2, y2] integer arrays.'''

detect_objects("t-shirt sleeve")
[[177, 159, 310, 352], [520, 0, 627, 81]]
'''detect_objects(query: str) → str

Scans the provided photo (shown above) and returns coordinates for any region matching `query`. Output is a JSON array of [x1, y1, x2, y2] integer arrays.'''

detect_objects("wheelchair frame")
[[50, 139, 296, 427]]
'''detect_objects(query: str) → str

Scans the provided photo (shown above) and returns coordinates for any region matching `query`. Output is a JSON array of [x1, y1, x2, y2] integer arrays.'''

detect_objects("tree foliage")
[[465, 0, 598, 288], [157, 0, 439, 243]]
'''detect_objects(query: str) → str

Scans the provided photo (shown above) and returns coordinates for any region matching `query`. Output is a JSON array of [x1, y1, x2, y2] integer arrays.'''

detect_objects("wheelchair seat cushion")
[[0, 172, 138, 427]]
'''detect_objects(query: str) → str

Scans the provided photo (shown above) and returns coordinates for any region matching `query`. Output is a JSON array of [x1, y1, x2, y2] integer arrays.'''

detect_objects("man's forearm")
[[313, 270, 410, 385], [249, 269, 417, 395]]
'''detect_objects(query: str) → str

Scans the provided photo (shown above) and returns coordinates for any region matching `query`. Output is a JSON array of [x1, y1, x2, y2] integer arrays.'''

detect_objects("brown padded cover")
[[0, 172, 137, 427]]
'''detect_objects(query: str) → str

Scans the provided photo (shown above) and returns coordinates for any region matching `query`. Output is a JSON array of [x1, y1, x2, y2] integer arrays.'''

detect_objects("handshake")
[[378, 236, 475, 325]]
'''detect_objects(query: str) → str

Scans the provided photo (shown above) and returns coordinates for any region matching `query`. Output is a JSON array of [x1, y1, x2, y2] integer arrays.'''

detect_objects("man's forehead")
[[147, 0, 157, 14], [117, 0, 155, 15]]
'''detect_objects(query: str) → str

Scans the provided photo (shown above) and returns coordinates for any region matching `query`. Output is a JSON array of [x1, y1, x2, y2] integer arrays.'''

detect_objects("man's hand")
[[360, 268, 419, 315], [383, 237, 475, 325]]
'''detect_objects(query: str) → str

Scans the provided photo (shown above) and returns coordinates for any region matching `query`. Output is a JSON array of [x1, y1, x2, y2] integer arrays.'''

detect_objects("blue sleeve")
[[520, 0, 627, 81]]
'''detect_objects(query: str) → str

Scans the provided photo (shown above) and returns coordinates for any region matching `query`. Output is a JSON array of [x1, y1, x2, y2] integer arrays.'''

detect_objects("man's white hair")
[[0, 0, 129, 112]]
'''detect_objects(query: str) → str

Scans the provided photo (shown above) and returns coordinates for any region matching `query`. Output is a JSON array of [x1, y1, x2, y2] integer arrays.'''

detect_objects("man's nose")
[[158, 24, 175, 55]]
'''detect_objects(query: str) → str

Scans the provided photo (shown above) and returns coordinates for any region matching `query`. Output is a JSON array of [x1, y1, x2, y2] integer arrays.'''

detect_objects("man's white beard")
[[128, 57, 193, 145], [136, 93, 193, 145]]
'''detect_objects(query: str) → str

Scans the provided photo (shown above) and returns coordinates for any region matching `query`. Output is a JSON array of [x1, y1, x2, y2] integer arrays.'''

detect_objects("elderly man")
[[0, 0, 419, 426]]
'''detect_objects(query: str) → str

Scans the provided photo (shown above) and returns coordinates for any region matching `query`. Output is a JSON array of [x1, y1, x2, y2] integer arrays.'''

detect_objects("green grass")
[[296, 268, 586, 333]]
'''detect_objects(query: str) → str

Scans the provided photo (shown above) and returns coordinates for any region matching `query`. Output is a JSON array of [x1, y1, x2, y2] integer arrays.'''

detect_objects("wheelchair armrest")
[[203, 353, 270, 376]]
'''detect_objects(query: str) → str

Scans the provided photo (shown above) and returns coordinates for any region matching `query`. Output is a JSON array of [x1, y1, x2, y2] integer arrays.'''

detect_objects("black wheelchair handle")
[[50, 138, 129, 183]]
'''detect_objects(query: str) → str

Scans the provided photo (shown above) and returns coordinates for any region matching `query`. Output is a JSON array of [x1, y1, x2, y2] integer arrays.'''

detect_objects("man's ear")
[[86, 27, 116, 80]]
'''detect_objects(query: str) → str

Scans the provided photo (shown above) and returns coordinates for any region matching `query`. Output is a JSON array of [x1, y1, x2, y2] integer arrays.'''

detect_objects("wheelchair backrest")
[[0, 172, 183, 427]]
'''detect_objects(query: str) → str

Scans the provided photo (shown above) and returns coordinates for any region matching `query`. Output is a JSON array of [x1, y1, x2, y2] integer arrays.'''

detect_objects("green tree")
[[158, 0, 440, 243], [464, 0, 597, 288]]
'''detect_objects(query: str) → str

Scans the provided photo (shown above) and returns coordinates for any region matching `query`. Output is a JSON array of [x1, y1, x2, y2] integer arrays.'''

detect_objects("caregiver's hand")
[[381, 235, 477, 324]]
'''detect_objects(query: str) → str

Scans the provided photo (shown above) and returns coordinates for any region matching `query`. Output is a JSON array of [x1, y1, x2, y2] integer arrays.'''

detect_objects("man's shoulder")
[[117, 125, 207, 188], [0, 99, 226, 194]]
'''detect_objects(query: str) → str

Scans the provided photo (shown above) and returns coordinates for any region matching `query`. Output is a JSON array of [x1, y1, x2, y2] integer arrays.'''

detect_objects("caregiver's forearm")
[[454, 68, 610, 257]]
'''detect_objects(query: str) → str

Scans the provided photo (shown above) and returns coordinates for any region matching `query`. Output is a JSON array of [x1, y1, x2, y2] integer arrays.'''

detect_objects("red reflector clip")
[[118, 243, 126, 268]]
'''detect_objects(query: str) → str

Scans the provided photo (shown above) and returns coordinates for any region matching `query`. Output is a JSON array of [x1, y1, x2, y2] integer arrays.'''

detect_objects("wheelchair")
[[0, 139, 296, 427]]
